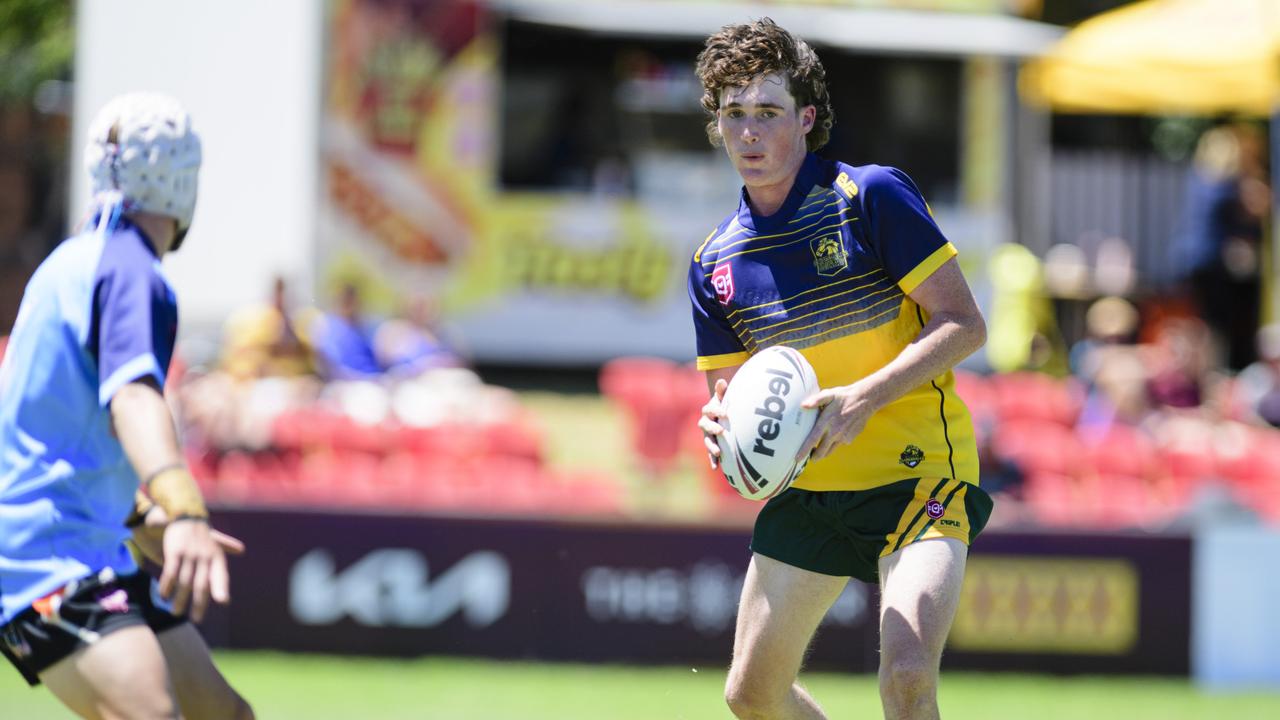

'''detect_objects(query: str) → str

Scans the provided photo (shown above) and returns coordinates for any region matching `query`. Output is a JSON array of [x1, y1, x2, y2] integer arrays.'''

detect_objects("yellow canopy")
[[1021, 0, 1280, 116]]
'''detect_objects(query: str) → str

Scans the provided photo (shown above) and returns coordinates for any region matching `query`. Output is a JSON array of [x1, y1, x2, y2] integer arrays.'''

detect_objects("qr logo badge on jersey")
[[810, 235, 848, 276], [925, 499, 945, 520], [712, 263, 735, 305], [899, 444, 924, 468]]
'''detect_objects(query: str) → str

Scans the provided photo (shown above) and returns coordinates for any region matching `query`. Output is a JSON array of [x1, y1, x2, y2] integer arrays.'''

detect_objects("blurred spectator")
[[176, 365, 320, 452], [1075, 343, 1153, 442], [313, 282, 384, 381], [986, 242, 1068, 375], [220, 275, 320, 380], [1233, 324, 1280, 428], [175, 276, 327, 451], [373, 295, 465, 378], [1146, 316, 1213, 411], [1069, 295, 1140, 382], [1071, 300, 1161, 442], [1172, 123, 1269, 371]]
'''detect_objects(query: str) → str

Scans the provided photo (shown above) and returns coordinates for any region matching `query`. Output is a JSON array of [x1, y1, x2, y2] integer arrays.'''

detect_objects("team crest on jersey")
[[810, 235, 848, 276], [711, 263, 735, 305], [899, 444, 924, 468]]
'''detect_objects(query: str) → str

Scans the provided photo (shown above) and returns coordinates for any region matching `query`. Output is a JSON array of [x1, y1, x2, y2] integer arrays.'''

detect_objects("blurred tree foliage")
[[0, 0, 72, 103]]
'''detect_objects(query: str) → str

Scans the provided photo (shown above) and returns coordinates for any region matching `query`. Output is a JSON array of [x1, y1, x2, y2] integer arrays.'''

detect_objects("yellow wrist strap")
[[124, 489, 155, 528], [146, 466, 209, 521]]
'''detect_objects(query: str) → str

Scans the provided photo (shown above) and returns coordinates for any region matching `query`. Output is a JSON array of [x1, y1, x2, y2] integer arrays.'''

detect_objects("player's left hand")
[[131, 505, 246, 566], [796, 383, 880, 461], [160, 516, 233, 622]]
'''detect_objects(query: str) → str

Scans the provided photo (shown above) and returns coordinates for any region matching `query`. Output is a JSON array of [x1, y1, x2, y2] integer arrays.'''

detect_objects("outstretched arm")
[[111, 377, 229, 621]]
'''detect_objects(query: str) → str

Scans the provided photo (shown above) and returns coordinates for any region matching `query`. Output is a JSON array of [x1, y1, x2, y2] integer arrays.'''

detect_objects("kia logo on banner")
[[288, 549, 511, 628]]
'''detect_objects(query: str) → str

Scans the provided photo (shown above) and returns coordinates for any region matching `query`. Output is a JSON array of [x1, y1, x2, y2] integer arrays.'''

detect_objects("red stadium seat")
[[213, 451, 258, 503], [952, 369, 996, 427], [600, 357, 705, 476], [1022, 472, 1082, 526], [1215, 426, 1280, 490], [991, 419, 1085, 478], [990, 371, 1083, 427], [482, 419, 544, 462], [1085, 473, 1158, 529], [1081, 425, 1159, 480]]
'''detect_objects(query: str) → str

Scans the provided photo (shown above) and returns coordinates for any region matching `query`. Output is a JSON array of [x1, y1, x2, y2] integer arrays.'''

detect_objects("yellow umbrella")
[[1021, 0, 1280, 116]]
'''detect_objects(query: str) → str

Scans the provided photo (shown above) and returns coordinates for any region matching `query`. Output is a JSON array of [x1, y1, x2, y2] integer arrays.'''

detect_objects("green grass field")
[[4, 652, 1279, 719]]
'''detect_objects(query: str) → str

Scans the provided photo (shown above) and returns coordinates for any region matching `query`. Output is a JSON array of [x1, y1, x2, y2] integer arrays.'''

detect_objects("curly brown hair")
[[694, 18, 834, 152]]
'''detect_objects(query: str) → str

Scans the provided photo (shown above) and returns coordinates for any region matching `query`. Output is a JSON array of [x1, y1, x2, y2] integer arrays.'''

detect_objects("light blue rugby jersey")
[[0, 209, 178, 623]]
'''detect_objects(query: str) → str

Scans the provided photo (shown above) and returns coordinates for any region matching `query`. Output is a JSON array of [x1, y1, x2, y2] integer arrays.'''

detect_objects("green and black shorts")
[[751, 477, 994, 584]]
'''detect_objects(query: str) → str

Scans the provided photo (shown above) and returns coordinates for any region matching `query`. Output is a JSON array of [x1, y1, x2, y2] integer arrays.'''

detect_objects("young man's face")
[[716, 72, 815, 193]]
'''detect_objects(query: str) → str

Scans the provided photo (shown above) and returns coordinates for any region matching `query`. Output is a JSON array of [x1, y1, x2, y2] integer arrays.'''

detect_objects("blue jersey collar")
[[736, 153, 823, 233], [87, 211, 161, 259]]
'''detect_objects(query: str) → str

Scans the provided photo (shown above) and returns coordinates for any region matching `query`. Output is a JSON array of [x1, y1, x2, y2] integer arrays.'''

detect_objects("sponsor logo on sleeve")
[[835, 172, 859, 199], [711, 264, 735, 305]]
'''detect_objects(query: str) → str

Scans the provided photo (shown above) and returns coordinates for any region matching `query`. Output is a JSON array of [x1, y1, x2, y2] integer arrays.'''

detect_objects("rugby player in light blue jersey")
[[0, 93, 252, 719]]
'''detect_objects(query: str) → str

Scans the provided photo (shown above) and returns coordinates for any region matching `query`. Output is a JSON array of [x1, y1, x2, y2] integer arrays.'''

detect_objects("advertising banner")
[[213, 507, 876, 667], [319, 0, 728, 365], [210, 507, 1192, 674], [950, 531, 1192, 675]]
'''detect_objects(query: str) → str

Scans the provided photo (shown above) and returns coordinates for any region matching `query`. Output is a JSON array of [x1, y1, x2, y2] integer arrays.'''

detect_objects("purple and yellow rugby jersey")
[[688, 154, 979, 492]]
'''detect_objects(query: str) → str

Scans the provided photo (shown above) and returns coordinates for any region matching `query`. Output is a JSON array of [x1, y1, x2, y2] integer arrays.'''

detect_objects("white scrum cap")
[[85, 92, 202, 231]]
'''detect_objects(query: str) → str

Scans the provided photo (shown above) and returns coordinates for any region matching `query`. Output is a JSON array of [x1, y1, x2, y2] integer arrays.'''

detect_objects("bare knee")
[[725, 685, 777, 720], [725, 673, 785, 720], [879, 657, 938, 717]]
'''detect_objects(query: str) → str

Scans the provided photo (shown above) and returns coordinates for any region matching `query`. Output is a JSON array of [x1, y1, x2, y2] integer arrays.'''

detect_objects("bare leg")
[[877, 537, 967, 720], [157, 624, 254, 720], [40, 625, 178, 720], [725, 553, 849, 720]]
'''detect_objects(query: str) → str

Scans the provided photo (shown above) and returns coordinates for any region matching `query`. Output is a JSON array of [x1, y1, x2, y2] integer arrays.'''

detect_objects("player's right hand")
[[159, 517, 230, 623], [698, 378, 730, 469]]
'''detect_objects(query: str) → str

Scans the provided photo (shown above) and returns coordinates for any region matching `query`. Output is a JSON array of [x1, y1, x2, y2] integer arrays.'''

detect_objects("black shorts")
[[751, 478, 994, 584], [0, 571, 187, 686]]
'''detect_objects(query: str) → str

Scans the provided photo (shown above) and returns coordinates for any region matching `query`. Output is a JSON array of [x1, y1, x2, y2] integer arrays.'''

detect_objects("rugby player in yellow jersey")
[[691, 19, 993, 720]]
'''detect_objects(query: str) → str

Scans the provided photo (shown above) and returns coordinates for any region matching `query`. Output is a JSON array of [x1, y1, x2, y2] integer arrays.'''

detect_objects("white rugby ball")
[[716, 345, 820, 501]]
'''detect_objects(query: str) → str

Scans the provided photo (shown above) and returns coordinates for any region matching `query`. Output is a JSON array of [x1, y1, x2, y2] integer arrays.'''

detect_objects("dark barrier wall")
[[207, 508, 1190, 675]]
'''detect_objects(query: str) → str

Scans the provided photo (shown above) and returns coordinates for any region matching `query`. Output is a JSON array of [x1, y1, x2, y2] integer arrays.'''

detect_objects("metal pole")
[[1269, 108, 1279, 324]]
